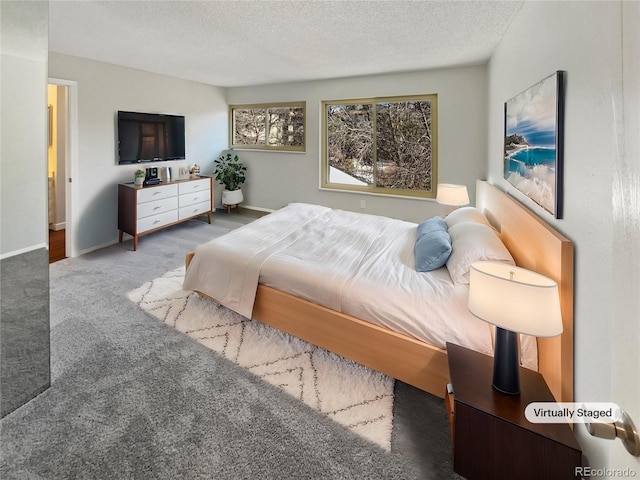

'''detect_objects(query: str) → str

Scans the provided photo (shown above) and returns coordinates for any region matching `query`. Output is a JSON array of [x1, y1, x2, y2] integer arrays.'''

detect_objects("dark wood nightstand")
[[446, 342, 582, 480]]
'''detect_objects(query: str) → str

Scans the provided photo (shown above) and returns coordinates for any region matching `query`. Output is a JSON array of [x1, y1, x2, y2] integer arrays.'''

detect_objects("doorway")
[[47, 78, 77, 261], [47, 84, 67, 262]]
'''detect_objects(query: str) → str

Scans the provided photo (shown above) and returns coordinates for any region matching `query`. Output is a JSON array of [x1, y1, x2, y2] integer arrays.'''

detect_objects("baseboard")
[[49, 222, 66, 231], [214, 204, 273, 218], [75, 239, 120, 258], [0, 243, 48, 260], [240, 204, 275, 214]]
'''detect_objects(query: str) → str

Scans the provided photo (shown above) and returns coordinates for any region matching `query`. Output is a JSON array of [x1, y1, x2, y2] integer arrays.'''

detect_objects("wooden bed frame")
[[186, 180, 574, 403]]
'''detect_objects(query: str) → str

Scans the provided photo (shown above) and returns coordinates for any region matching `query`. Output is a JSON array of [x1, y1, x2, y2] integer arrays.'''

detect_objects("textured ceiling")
[[49, 0, 524, 87]]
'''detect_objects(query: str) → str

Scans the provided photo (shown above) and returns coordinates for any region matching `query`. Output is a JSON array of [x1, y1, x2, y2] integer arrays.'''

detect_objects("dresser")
[[118, 176, 213, 250]]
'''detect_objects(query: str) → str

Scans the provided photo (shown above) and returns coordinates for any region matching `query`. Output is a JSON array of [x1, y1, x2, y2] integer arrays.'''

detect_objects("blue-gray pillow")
[[414, 217, 452, 272]]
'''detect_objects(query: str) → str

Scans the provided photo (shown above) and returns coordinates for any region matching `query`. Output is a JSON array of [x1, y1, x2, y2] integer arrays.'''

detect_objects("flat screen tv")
[[117, 111, 186, 164]]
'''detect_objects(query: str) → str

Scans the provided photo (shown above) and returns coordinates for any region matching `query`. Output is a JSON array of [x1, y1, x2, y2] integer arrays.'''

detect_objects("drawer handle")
[[154, 206, 161, 210], [153, 220, 160, 224], [153, 192, 161, 196]]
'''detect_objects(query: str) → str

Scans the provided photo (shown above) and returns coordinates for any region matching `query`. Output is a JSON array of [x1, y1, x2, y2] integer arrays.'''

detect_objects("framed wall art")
[[504, 71, 565, 218]]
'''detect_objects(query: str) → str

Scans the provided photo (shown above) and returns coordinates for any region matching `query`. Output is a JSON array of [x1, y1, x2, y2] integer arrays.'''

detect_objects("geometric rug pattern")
[[127, 267, 394, 450]]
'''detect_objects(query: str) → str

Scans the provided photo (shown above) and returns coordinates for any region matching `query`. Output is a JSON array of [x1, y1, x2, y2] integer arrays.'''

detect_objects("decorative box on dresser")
[[445, 342, 582, 480], [118, 176, 213, 250]]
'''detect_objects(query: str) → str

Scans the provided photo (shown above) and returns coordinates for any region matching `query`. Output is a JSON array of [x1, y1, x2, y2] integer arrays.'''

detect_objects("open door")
[[603, 1, 640, 470]]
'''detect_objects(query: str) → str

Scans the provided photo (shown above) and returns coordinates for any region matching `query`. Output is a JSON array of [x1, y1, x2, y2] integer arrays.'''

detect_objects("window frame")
[[229, 101, 306, 152], [321, 94, 438, 199]]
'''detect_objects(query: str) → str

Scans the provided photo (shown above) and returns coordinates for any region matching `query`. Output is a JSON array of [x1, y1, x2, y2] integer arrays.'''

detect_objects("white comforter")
[[183, 203, 537, 369]]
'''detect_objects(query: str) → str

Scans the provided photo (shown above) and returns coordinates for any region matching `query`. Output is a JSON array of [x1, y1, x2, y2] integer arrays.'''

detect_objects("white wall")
[[48, 53, 228, 255], [488, 1, 639, 473], [0, 0, 51, 419], [226, 65, 488, 223], [0, 1, 48, 257]]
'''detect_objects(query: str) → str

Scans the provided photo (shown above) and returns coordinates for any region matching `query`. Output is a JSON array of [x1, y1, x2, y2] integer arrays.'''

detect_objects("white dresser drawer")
[[179, 191, 210, 208], [137, 196, 178, 219], [179, 201, 211, 220], [178, 178, 209, 195], [137, 210, 179, 233], [137, 184, 178, 203]]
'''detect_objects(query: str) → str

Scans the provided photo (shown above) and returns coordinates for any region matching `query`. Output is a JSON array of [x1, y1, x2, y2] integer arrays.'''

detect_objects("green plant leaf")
[[213, 152, 246, 191]]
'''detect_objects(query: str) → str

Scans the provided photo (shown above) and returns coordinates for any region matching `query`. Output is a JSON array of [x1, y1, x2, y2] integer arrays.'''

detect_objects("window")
[[230, 102, 305, 151], [321, 95, 437, 198]]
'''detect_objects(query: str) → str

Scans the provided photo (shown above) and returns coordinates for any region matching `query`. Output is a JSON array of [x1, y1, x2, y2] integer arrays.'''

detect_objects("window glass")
[[322, 95, 437, 198], [231, 103, 305, 151]]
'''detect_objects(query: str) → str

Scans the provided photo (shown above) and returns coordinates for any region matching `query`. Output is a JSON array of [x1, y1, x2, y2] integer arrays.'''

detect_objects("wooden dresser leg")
[[119, 230, 123, 243], [133, 236, 138, 251]]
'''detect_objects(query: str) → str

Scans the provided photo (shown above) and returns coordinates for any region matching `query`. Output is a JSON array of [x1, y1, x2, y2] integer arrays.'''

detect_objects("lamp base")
[[492, 327, 520, 395]]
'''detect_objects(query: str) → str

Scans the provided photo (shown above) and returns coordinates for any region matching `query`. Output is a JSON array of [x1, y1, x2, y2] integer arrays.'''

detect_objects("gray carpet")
[[0, 213, 459, 479], [0, 248, 50, 417]]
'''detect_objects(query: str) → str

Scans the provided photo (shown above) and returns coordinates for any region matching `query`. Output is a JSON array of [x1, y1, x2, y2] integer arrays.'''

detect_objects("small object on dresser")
[[159, 166, 171, 183], [190, 164, 200, 177], [143, 167, 159, 186], [134, 169, 145, 186], [175, 166, 190, 181]]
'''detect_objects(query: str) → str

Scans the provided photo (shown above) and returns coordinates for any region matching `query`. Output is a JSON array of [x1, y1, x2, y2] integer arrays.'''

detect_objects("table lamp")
[[467, 261, 563, 395], [436, 184, 469, 212]]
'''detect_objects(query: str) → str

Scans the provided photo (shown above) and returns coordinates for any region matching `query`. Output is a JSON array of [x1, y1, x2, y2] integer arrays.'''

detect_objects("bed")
[[184, 180, 574, 403]]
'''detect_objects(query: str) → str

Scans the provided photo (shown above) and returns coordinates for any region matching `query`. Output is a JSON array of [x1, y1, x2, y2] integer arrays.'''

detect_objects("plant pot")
[[135, 177, 144, 186], [222, 188, 243, 206]]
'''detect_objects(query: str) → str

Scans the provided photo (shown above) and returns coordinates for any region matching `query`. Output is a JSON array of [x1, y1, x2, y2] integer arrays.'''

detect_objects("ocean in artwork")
[[506, 147, 556, 177], [503, 73, 561, 216]]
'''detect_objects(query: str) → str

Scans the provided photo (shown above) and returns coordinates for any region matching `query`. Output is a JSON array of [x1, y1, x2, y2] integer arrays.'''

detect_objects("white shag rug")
[[127, 267, 394, 450]]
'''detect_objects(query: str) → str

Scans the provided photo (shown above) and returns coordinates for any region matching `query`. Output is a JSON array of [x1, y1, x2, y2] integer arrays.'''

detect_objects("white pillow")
[[444, 207, 493, 229], [446, 222, 514, 284]]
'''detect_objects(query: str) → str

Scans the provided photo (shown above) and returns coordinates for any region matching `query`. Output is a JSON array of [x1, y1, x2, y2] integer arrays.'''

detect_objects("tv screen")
[[117, 111, 186, 164]]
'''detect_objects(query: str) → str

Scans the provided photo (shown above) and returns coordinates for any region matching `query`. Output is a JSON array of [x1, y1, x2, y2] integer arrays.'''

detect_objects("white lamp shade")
[[436, 183, 469, 206], [468, 261, 563, 337]]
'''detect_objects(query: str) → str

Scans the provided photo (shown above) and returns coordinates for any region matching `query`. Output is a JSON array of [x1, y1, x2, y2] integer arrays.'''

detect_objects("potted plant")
[[214, 151, 246, 206], [134, 169, 145, 186]]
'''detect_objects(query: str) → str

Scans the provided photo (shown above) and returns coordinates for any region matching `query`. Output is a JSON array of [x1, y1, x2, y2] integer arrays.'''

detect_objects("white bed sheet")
[[183, 203, 538, 370]]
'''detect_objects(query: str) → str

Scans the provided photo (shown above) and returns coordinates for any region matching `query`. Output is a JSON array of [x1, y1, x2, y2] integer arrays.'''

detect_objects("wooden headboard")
[[476, 180, 574, 403]]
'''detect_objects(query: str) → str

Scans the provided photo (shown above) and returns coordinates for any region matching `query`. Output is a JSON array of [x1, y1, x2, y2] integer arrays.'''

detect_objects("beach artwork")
[[504, 71, 565, 218]]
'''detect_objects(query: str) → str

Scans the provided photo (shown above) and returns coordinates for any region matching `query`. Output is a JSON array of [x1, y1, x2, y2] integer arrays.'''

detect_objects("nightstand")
[[446, 342, 582, 480]]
